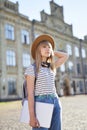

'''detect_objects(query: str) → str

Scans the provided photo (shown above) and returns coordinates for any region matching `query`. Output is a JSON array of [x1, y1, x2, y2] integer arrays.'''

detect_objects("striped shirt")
[[24, 64, 57, 96]]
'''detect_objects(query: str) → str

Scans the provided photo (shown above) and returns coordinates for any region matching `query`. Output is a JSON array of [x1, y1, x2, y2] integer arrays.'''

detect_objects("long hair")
[[35, 41, 55, 72]]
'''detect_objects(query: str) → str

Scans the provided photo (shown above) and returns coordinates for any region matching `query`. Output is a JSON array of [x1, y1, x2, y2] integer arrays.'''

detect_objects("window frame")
[[5, 23, 14, 40], [23, 53, 31, 67], [66, 44, 72, 55], [75, 46, 79, 57], [21, 30, 30, 44], [8, 78, 16, 95], [6, 50, 16, 66]]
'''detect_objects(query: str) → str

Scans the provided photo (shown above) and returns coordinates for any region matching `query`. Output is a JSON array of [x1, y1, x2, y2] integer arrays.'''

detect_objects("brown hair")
[[35, 41, 55, 72]]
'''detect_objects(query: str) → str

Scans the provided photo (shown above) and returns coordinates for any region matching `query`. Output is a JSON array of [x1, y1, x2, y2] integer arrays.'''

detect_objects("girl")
[[25, 34, 69, 130]]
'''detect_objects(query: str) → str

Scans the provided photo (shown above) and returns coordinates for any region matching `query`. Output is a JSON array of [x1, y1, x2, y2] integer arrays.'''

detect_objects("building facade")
[[0, 0, 87, 101]]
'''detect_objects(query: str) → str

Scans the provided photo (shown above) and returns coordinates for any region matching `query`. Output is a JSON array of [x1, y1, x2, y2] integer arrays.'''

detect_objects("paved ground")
[[0, 95, 87, 130]]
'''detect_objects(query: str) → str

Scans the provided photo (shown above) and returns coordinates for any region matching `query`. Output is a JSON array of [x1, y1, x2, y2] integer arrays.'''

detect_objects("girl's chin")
[[41, 55, 51, 58], [46, 55, 50, 58]]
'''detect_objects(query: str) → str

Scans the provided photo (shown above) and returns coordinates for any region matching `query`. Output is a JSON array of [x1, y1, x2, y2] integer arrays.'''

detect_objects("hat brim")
[[31, 34, 55, 60]]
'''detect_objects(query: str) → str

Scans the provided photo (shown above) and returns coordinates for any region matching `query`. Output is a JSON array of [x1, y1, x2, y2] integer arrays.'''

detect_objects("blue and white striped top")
[[24, 64, 57, 96]]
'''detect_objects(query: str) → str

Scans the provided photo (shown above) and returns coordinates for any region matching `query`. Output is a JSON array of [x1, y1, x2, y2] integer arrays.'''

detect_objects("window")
[[84, 64, 87, 75], [82, 48, 86, 58], [78, 81, 84, 93], [5, 24, 14, 40], [66, 44, 72, 55], [75, 47, 79, 57], [6, 50, 16, 66], [21, 30, 29, 44], [60, 64, 65, 72], [77, 63, 81, 74], [68, 61, 73, 72], [23, 53, 30, 67], [8, 78, 16, 95]]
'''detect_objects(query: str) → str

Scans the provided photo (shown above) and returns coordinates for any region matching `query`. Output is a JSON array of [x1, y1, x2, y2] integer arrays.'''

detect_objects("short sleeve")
[[24, 64, 35, 77]]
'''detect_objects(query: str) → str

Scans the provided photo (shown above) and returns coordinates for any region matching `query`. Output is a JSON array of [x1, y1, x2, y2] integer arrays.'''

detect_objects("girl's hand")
[[29, 116, 40, 128]]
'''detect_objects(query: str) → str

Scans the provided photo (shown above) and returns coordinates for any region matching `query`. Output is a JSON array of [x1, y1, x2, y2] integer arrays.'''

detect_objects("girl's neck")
[[41, 57, 47, 62]]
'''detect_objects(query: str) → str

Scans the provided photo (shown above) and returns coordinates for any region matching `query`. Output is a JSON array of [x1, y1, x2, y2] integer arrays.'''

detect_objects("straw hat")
[[31, 34, 55, 60]]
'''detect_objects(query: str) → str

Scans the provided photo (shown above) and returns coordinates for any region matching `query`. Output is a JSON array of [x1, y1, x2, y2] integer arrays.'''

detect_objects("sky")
[[10, 0, 87, 40]]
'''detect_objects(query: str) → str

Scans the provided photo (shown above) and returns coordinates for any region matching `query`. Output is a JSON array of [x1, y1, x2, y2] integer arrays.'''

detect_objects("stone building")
[[0, 0, 87, 101]]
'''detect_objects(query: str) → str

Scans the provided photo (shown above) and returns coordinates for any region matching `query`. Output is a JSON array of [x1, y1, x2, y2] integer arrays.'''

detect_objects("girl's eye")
[[43, 45, 46, 48], [48, 46, 51, 48], [42, 45, 52, 49]]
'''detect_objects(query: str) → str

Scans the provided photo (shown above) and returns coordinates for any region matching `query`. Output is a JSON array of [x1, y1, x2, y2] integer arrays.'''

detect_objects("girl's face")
[[40, 42, 52, 59]]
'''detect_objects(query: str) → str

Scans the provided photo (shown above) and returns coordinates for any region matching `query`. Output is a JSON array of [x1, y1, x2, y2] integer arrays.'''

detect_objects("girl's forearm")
[[54, 51, 69, 68], [54, 51, 69, 58], [28, 92, 35, 118]]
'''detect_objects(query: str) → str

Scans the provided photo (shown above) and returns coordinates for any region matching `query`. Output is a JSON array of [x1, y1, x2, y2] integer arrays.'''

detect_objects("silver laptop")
[[20, 100, 54, 128]]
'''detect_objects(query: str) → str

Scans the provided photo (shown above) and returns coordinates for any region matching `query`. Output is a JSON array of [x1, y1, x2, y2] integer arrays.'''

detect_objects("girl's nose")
[[46, 47, 50, 50]]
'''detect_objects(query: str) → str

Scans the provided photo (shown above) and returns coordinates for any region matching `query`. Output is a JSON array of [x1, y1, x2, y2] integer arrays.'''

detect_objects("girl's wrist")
[[30, 115, 36, 120]]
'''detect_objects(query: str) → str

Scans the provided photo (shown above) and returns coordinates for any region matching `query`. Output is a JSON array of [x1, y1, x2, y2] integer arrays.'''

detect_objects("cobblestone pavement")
[[0, 95, 87, 130]]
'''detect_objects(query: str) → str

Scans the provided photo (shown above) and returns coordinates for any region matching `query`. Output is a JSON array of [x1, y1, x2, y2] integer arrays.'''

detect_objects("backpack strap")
[[23, 80, 27, 98], [23, 63, 37, 99]]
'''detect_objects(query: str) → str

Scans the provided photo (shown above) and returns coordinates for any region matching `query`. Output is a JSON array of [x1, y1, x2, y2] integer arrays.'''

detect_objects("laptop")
[[20, 100, 54, 128]]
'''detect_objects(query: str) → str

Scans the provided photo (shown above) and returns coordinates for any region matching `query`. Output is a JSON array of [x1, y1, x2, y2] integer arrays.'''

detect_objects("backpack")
[[22, 64, 36, 105]]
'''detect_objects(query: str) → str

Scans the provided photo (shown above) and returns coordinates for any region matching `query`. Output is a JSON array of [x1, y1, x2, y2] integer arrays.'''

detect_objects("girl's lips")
[[46, 52, 51, 54]]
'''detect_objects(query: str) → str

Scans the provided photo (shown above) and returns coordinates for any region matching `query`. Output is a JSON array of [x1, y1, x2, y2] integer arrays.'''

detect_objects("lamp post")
[[79, 39, 86, 94]]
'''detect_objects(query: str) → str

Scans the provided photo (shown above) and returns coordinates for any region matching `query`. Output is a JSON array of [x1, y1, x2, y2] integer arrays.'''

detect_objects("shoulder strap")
[[32, 63, 37, 78]]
